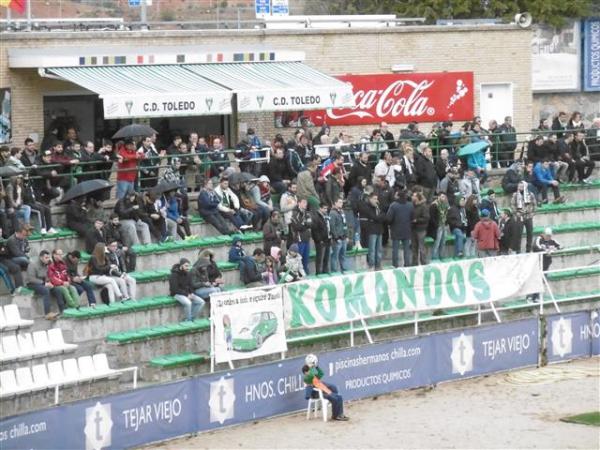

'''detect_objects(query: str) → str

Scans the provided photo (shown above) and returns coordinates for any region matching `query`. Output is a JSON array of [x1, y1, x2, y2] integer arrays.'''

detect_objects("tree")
[[321, 0, 593, 28]]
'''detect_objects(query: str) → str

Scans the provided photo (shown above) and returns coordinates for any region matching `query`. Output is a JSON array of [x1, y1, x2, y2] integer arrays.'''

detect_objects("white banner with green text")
[[283, 254, 544, 329], [211, 286, 288, 364]]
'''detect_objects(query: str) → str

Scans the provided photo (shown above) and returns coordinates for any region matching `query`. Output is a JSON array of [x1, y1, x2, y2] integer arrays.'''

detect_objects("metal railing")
[[1, 128, 598, 194]]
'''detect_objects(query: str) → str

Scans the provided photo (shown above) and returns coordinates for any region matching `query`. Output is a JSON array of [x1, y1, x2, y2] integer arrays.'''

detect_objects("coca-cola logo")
[[328, 80, 436, 120]]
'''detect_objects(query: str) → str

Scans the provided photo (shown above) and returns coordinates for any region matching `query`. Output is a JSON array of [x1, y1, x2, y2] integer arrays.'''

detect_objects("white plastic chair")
[[3, 304, 33, 330], [47, 328, 77, 352], [33, 330, 54, 355], [17, 333, 35, 359], [306, 388, 330, 422], [0, 308, 7, 330], [77, 356, 95, 379], [15, 367, 38, 393], [0, 334, 20, 362], [47, 361, 65, 385], [32, 364, 50, 388], [0, 370, 18, 397], [92, 353, 116, 377], [62, 358, 80, 383]]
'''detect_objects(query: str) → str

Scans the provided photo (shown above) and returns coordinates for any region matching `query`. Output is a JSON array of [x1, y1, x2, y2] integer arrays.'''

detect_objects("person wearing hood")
[[169, 258, 205, 321], [192, 250, 223, 302], [280, 243, 306, 282], [472, 209, 500, 257], [501, 161, 523, 194], [228, 237, 245, 264]]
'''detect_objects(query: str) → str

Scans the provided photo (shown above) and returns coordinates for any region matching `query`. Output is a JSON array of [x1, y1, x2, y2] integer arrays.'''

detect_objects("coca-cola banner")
[[299, 72, 474, 126]]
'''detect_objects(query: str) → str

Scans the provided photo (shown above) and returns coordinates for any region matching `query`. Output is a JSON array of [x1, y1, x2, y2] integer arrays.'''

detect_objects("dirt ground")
[[154, 358, 599, 450]]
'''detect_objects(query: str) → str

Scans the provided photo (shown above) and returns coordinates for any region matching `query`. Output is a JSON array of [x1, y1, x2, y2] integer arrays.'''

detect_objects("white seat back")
[[92, 353, 112, 374], [1, 335, 19, 359], [47, 328, 65, 347], [17, 333, 34, 356], [32, 364, 50, 387], [15, 367, 35, 390], [3, 304, 21, 326], [32, 330, 51, 353], [62, 358, 80, 382], [77, 356, 95, 379], [47, 361, 65, 384], [0, 370, 18, 394], [0, 307, 7, 329]]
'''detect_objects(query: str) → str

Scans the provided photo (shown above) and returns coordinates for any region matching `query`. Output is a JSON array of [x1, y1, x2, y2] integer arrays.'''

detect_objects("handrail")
[[1, 127, 598, 193]]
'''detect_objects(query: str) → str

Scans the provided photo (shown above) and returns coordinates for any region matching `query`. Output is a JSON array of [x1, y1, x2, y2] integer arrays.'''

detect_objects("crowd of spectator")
[[0, 112, 598, 319]]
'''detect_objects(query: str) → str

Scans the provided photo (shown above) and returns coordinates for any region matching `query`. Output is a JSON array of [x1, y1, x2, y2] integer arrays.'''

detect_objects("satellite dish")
[[514, 13, 532, 28]]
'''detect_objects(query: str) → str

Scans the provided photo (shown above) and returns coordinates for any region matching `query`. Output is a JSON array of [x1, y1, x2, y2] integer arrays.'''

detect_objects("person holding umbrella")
[[459, 141, 489, 185], [116, 138, 145, 199]]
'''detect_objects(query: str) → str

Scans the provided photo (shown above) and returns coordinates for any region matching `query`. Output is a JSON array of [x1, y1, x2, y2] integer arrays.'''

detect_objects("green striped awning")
[[186, 61, 354, 112], [46, 61, 354, 117], [47, 65, 233, 118]]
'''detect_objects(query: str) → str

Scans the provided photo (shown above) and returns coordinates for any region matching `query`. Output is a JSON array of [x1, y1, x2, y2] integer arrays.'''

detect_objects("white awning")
[[185, 62, 355, 112], [46, 65, 233, 119], [44, 62, 354, 118]]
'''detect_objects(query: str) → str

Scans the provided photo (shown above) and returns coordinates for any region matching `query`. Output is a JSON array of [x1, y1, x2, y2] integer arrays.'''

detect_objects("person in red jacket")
[[472, 209, 500, 258], [116, 139, 145, 199], [47, 248, 80, 308]]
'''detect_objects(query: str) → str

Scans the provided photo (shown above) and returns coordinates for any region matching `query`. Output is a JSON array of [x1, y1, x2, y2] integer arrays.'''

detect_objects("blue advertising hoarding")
[[583, 18, 600, 91], [0, 317, 550, 450], [546, 311, 599, 363]]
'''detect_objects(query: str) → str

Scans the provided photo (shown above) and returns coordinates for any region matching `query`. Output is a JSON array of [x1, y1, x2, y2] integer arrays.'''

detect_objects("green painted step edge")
[[106, 318, 210, 343], [149, 353, 209, 368], [546, 266, 600, 281]]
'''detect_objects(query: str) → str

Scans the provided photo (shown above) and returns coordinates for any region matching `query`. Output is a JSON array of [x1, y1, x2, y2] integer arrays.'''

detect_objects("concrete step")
[[0, 378, 121, 418], [26, 180, 600, 259], [545, 266, 600, 296]]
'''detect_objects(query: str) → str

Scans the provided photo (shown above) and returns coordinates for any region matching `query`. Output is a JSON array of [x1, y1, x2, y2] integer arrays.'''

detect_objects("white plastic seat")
[[3, 304, 33, 330], [17, 333, 35, 359], [15, 367, 40, 393], [306, 388, 330, 422], [77, 356, 95, 379], [47, 328, 77, 352], [93, 353, 117, 377], [32, 330, 53, 355], [0, 307, 7, 330], [47, 361, 65, 385], [0, 334, 20, 362], [0, 370, 18, 397], [32, 364, 50, 388], [62, 358, 80, 383]]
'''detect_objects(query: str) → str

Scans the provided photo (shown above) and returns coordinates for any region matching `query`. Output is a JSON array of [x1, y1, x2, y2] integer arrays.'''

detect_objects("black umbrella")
[[150, 181, 180, 196], [112, 124, 157, 140], [58, 179, 112, 204], [229, 171, 254, 185], [0, 165, 24, 178]]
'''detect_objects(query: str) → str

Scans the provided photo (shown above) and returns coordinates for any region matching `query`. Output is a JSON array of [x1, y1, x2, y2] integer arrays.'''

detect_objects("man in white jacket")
[[214, 177, 251, 230]]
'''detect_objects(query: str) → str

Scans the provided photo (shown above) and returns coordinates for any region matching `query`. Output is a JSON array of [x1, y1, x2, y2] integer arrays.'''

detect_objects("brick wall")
[[1, 25, 532, 146]]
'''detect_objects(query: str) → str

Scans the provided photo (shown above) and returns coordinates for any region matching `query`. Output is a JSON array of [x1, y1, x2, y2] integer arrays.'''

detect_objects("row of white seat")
[[0, 304, 33, 331], [0, 353, 137, 401], [0, 328, 77, 363]]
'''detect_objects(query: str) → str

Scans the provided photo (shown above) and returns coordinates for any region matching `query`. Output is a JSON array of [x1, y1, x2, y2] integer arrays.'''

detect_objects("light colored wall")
[[1, 25, 532, 146]]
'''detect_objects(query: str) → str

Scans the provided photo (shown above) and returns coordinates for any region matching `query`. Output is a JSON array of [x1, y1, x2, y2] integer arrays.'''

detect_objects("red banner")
[[304, 72, 474, 126]]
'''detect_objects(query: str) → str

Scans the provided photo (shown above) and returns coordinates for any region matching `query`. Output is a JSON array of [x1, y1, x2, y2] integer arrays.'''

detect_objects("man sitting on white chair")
[[302, 354, 349, 422]]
